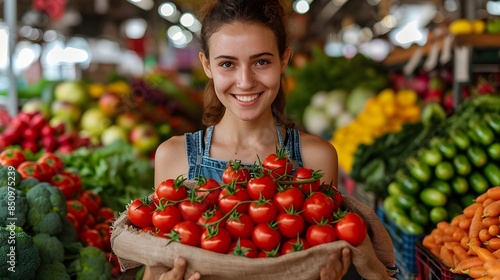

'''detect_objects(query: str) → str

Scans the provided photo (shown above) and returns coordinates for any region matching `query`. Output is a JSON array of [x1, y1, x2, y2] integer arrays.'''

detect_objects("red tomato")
[[251, 223, 281, 252], [301, 192, 335, 224], [195, 176, 221, 207], [66, 212, 80, 233], [248, 200, 278, 224], [168, 221, 202, 247], [257, 250, 281, 258], [156, 176, 188, 202], [80, 229, 104, 250], [334, 212, 367, 246], [222, 160, 251, 184], [106, 252, 121, 277], [16, 161, 44, 180], [331, 186, 344, 211], [0, 148, 27, 168], [228, 239, 258, 258], [262, 149, 293, 179], [50, 173, 77, 200], [281, 237, 310, 255], [37, 162, 54, 182], [246, 174, 278, 200], [201, 227, 232, 253], [37, 152, 65, 174], [273, 187, 304, 213], [226, 212, 255, 240], [84, 214, 96, 229], [141, 226, 157, 235], [292, 168, 322, 195], [127, 198, 155, 228], [198, 209, 227, 231], [62, 170, 83, 195], [78, 190, 102, 216], [305, 224, 337, 247], [177, 200, 209, 223], [218, 183, 250, 214], [94, 223, 112, 251], [67, 199, 89, 224], [276, 212, 305, 239], [152, 205, 182, 233], [96, 207, 116, 224]]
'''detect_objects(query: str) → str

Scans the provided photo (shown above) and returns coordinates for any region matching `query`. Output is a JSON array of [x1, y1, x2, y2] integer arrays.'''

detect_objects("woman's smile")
[[233, 93, 261, 102]]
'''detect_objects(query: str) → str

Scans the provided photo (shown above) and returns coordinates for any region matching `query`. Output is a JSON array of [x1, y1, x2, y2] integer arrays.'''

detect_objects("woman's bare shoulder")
[[156, 135, 186, 159], [154, 135, 189, 186], [298, 132, 338, 182]]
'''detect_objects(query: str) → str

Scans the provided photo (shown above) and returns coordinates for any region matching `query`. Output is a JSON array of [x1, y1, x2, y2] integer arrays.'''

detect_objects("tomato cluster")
[[127, 150, 368, 258], [0, 148, 121, 276]]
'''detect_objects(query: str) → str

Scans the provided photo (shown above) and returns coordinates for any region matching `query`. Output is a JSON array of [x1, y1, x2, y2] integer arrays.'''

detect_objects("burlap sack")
[[111, 195, 397, 280]]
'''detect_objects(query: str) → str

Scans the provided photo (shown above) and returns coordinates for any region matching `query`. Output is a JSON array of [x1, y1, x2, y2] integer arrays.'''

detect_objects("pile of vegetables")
[[0, 149, 118, 279], [331, 88, 422, 173], [381, 94, 500, 236], [126, 149, 367, 257], [422, 187, 500, 279]]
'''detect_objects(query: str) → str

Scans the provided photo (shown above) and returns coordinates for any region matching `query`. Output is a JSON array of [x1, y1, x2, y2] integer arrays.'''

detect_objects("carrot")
[[487, 186, 500, 200], [444, 225, 460, 242], [452, 228, 466, 242], [461, 235, 471, 250], [476, 276, 493, 280], [483, 216, 500, 228], [480, 228, 494, 243], [485, 237, 500, 251], [470, 244, 497, 262], [465, 266, 488, 278], [488, 225, 500, 236], [484, 259, 500, 272], [455, 256, 483, 271], [476, 192, 489, 204], [483, 198, 495, 207], [484, 200, 500, 218], [451, 214, 466, 226], [465, 203, 482, 218], [453, 245, 470, 262], [493, 248, 500, 258], [437, 221, 450, 231], [471, 205, 485, 239], [444, 241, 460, 251], [440, 246, 455, 267], [468, 237, 482, 255], [422, 234, 436, 249], [459, 217, 472, 230]]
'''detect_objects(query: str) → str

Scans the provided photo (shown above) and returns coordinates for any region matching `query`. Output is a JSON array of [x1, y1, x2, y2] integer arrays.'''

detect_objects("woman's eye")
[[256, 60, 269, 66], [220, 62, 233, 68]]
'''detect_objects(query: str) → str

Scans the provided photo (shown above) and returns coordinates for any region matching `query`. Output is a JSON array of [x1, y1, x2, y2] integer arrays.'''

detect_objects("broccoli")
[[25, 183, 68, 236], [0, 165, 22, 188], [35, 261, 71, 280], [32, 233, 65, 264], [68, 246, 111, 280], [18, 177, 40, 194], [0, 226, 41, 280], [56, 215, 78, 244], [0, 186, 28, 227]]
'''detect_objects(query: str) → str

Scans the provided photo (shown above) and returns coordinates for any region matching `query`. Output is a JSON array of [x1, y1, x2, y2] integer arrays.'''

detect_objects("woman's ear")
[[199, 51, 213, 79], [281, 47, 292, 73]]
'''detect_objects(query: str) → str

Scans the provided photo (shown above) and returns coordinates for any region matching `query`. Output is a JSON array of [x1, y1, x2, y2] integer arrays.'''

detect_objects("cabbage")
[[303, 105, 331, 136]]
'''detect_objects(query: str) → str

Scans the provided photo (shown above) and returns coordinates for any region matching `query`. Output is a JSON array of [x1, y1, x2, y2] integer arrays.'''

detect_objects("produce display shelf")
[[415, 240, 468, 280], [376, 206, 425, 280]]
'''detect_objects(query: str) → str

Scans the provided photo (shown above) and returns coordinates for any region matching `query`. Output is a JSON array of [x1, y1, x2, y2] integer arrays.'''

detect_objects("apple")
[[57, 134, 74, 146], [22, 127, 39, 142], [130, 123, 160, 155], [42, 135, 57, 152], [116, 112, 141, 131], [41, 124, 56, 137], [101, 125, 129, 146], [22, 140, 38, 153], [80, 108, 112, 137], [30, 113, 47, 131], [49, 116, 73, 135], [54, 81, 89, 106], [57, 144, 74, 154], [22, 99, 51, 117], [51, 100, 82, 123], [98, 92, 123, 117]]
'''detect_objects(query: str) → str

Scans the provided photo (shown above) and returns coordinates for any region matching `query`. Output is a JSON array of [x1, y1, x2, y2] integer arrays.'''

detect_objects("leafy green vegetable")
[[0, 226, 41, 280], [61, 141, 154, 211]]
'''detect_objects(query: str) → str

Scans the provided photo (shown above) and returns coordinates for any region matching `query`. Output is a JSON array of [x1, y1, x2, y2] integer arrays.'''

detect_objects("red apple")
[[42, 135, 57, 152], [98, 92, 122, 117], [57, 134, 74, 146], [130, 123, 160, 155], [23, 127, 39, 141], [22, 140, 39, 153], [30, 113, 47, 131], [41, 124, 56, 137], [116, 112, 141, 131]]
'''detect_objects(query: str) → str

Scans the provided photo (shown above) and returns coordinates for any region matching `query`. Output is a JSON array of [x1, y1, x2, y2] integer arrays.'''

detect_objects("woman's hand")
[[150, 257, 200, 280], [320, 248, 351, 280]]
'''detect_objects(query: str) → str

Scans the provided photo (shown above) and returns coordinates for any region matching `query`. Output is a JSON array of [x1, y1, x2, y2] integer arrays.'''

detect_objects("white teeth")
[[235, 94, 259, 102]]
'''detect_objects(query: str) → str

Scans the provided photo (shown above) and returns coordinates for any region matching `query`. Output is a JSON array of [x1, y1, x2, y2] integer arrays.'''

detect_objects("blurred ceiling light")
[[487, 1, 500, 15], [167, 25, 183, 41], [159, 2, 176, 17], [444, 0, 458, 12], [127, 0, 154, 11], [186, 19, 201, 33], [367, 0, 381, 6], [13, 41, 41, 75], [359, 39, 391, 61], [0, 23, 9, 71], [66, 37, 92, 68], [180, 13, 195, 28], [333, 0, 348, 6], [124, 18, 147, 39], [381, 15, 397, 28], [293, 0, 310, 14], [43, 30, 59, 42], [390, 20, 428, 49]]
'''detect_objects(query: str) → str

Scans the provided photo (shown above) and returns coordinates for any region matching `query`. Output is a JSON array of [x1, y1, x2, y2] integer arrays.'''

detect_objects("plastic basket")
[[416, 240, 468, 280], [376, 206, 425, 279]]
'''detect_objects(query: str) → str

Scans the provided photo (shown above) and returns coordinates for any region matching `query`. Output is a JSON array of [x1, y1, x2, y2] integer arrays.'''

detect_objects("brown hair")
[[197, 0, 294, 127]]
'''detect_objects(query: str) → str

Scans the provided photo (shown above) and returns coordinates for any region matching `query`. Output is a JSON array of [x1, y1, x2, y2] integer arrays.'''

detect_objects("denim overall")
[[185, 120, 303, 182]]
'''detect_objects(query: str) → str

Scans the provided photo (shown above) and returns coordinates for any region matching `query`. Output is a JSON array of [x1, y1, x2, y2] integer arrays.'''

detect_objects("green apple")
[[51, 100, 82, 123], [22, 99, 51, 117], [80, 108, 111, 137], [54, 81, 89, 106], [101, 125, 129, 146], [130, 123, 160, 155]]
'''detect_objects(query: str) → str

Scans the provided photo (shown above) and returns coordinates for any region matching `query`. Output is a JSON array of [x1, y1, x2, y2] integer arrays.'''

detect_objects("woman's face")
[[200, 22, 290, 121]]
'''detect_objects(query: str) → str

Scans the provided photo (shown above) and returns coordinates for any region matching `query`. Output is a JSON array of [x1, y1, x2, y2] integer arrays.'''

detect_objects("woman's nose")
[[236, 67, 256, 89]]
